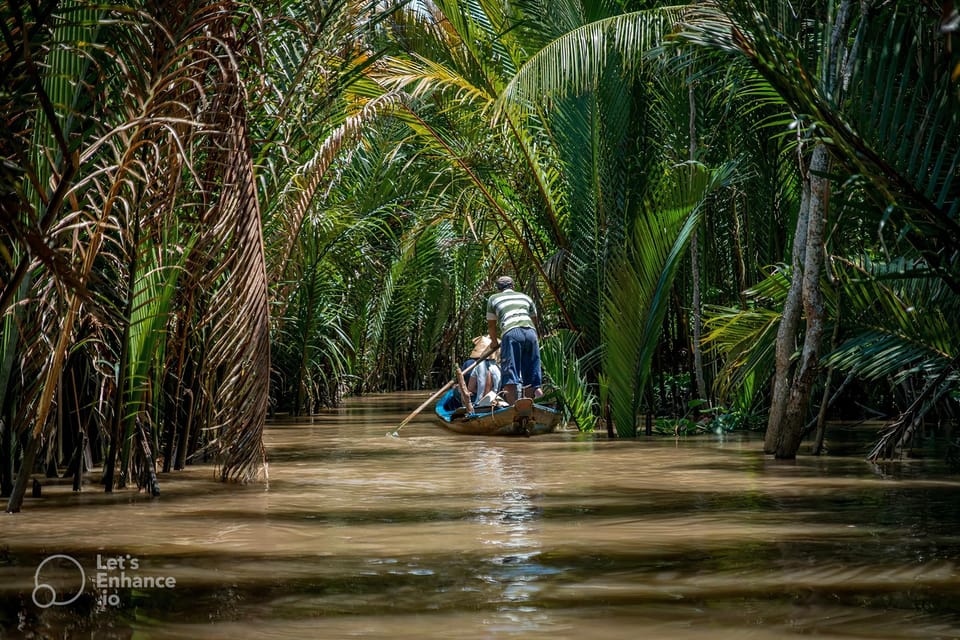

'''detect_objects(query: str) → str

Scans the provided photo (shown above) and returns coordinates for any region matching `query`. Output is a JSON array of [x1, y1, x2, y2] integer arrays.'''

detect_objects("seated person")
[[465, 335, 503, 408]]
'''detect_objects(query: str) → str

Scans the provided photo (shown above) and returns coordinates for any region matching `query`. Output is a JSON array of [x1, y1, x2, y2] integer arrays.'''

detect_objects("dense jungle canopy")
[[2, 0, 959, 511]]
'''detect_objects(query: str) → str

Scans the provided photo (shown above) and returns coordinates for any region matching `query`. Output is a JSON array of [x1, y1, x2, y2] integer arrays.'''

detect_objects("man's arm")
[[487, 318, 498, 344]]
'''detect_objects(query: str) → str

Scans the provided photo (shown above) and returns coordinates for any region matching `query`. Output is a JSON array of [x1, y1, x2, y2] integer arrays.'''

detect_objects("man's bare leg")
[[503, 383, 518, 405]]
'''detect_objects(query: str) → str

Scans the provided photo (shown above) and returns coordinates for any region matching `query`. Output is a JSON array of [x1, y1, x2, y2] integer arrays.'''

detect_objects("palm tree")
[[825, 257, 960, 458], [388, 0, 959, 449], [684, 0, 960, 456], [370, 1, 739, 434], [0, 0, 384, 510]]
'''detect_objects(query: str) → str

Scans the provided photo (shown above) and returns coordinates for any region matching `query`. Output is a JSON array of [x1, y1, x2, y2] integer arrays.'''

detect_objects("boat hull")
[[434, 388, 561, 436]]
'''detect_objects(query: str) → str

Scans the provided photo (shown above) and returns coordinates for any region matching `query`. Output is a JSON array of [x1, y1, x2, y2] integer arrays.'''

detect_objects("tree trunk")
[[732, 195, 748, 308], [765, 0, 856, 457], [812, 316, 843, 455], [764, 147, 810, 453], [0, 420, 11, 498], [689, 81, 708, 403], [6, 434, 39, 513], [138, 418, 160, 496], [773, 144, 830, 457]]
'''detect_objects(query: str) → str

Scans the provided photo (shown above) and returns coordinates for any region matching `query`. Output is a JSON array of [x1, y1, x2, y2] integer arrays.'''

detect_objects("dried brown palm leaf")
[[4, 0, 268, 508], [267, 93, 402, 320], [179, 14, 270, 482]]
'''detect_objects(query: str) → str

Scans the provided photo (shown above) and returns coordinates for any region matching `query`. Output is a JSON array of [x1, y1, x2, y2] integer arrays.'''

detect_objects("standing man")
[[486, 275, 542, 404]]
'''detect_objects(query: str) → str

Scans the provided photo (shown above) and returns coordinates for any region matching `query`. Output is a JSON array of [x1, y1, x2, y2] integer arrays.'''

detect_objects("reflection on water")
[[1, 392, 960, 639], [471, 447, 560, 634]]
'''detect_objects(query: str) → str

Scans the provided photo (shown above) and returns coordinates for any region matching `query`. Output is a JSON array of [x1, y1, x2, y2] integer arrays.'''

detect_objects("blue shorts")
[[499, 327, 542, 388]]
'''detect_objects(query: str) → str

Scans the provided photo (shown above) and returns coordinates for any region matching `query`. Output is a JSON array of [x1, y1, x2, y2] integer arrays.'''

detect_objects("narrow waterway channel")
[[2, 392, 960, 639]]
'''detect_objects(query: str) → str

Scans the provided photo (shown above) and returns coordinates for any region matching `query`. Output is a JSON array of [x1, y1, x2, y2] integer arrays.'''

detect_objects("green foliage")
[[0, 0, 390, 504], [539, 329, 598, 431], [825, 258, 958, 382], [5, 0, 960, 514], [602, 163, 730, 436], [653, 398, 763, 435], [703, 269, 788, 412], [118, 235, 189, 469]]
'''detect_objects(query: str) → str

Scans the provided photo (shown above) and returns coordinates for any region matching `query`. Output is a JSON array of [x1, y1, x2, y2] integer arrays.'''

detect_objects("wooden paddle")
[[388, 340, 498, 437]]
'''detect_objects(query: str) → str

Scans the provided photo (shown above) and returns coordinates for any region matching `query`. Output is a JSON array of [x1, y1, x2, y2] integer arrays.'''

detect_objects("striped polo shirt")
[[486, 289, 537, 334]]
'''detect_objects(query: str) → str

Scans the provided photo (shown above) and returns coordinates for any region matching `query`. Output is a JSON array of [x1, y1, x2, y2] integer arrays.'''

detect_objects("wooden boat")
[[434, 388, 561, 436]]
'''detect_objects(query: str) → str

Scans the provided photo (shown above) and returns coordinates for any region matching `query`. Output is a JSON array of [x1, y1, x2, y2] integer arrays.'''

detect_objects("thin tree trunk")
[[169, 303, 197, 472], [774, 145, 831, 457], [812, 315, 842, 455], [294, 283, 317, 416], [65, 368, 89, 492], [764, 145, 810, 453], [6, 434, 39, 513], [70, 432, 85, 492], [732, 195, 748, 308], [811, 369, 836, 455], [175, 384, 195, 471], [162, 384, 176, 474], [689, 80, 708, 403], [765, 0, 856, 456], [138, 418, 160, 496]]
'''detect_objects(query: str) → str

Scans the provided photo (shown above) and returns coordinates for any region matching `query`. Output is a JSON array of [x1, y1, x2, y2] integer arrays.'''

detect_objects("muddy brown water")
[[2, 392, 960, 639]]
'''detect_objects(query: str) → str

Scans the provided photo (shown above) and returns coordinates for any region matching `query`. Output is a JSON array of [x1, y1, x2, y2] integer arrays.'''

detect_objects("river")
[[2, 392, 960, 639]]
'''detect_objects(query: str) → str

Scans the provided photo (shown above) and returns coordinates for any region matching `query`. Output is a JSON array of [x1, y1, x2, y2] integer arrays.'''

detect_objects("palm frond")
[[603, 162, 731, 436], [703, 300, 782, 411], [683, 2, 960, 288], [539, 328, 598, 430], [824, 258, 957, 383], [265, 91, 402, 290], [497, 7, 689, 116]]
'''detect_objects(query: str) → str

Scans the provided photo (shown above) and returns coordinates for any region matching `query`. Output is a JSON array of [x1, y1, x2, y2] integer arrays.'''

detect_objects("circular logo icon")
[[32, 554, 85, 608]]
